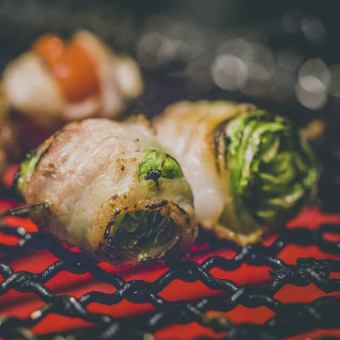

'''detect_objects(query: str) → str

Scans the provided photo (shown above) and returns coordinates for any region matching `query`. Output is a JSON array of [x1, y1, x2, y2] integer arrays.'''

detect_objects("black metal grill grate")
[[0, 220, 340, 339]]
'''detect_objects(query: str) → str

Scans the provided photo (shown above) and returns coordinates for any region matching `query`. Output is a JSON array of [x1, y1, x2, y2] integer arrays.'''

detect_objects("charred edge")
[[213, 121, 230, 175], [104, 218, 115, 240], [105, 236, 115, 253], [174, 202, 191, 225], [103, 208, 121, 240], [100, 202, 190, 262], [145, 200, 168, 209]]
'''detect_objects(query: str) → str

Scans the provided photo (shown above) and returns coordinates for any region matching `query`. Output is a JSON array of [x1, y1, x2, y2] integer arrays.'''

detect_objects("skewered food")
[[3, 31, 143, 125], [155, 101, 318, 245], [15, 118, 197, 264]]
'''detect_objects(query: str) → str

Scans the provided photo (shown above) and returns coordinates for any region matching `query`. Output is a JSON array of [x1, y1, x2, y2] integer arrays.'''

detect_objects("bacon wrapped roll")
[[15, 118, 197, 264], [3, 31, 143, 125], [155, 101, 318, 245]]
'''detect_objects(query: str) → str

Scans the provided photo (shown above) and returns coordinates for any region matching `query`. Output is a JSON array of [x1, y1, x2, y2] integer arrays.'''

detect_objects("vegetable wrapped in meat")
[[155, 101, 318, 245], [3, 31, 143, 125], [15, 118, 197, 264]]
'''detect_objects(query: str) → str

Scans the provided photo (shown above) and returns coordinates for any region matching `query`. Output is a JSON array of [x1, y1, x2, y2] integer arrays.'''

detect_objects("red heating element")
[[0, 198, 340, 339]]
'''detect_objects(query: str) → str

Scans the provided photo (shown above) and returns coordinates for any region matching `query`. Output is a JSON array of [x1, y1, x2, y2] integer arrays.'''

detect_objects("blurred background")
[[1, 0, 340, 209]]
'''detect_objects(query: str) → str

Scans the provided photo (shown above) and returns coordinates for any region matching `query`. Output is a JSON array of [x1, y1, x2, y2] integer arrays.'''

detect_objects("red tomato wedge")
[[34, 34, 100, 103]]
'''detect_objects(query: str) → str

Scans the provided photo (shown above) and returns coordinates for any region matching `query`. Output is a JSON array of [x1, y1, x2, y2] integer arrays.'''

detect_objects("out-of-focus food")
[[15, 118, 197, 264], [3, 31, 143, 125], [300, 119, 326, 141], [0, 88, 19, 181], [155, 101, 318, 245]]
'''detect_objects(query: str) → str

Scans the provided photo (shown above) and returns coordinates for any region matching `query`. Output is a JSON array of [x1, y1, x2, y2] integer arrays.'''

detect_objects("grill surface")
[[0, 209, 340, 339]]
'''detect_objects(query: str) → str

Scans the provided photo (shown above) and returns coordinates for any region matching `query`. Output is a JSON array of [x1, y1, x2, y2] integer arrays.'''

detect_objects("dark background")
[[0, 0, 339, 117]]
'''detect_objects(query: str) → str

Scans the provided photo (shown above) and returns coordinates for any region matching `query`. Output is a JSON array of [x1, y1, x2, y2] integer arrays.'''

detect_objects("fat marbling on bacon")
[[15, 118, 197, 264]]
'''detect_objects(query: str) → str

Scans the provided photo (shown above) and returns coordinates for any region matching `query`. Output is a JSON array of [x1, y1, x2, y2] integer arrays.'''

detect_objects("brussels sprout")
[[17, 119, 197, 264], [155, 101, 318, 245], [138, 149, 183, 183], [222, 109, 317, 234]]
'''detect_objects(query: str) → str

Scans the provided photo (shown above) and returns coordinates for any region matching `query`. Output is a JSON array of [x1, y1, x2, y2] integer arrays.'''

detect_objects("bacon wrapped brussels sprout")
[[15, 118, 197, 264], [155, 101, 318, 245]]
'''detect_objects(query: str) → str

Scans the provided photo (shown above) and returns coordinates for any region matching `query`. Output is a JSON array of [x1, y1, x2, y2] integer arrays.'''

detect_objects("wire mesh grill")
[[0, 217, 340, 339]]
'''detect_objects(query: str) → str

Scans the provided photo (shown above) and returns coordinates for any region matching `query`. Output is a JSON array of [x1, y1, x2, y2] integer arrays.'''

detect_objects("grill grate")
[[0, 220, 339, 339]]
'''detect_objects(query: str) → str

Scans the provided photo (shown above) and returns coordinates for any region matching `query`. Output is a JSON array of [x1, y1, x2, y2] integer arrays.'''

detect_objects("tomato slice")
[[34, 34, 64, 63], [33, 34, 100, 103]]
